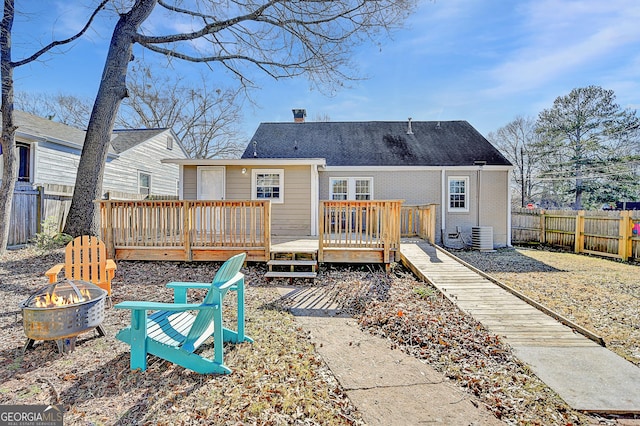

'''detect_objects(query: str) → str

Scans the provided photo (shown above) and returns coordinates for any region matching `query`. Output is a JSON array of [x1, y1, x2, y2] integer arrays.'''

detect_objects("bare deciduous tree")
[[488, 116, 541, 207], [15, 91, 93, 128], [17, 66, 245, 159], [0, 0, 107, 254], [119, 62, 246, 159], [64, 0, 417, 237]]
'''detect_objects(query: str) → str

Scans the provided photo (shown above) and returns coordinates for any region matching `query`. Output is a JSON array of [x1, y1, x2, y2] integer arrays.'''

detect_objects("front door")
[[196, 166, 225, 235], [197, 166, 225, 200]]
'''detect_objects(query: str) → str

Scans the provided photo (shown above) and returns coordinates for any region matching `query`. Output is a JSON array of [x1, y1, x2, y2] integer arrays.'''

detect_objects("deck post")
[[618, 210, 631, 261], [183, 201, 192, 261], [100, 201, 115, 258], [574, 210, 585, 254], [317, 201, 325, 263], [264, 200, 271, 261]]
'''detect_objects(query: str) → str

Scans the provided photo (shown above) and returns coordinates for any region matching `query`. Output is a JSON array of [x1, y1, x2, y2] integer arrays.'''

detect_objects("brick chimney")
[[292, 108, 306, 123]]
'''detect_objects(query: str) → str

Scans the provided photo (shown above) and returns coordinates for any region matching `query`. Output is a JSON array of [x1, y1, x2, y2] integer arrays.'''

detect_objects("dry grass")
[[1, 245, 637, 425], [0, 248, 363, 425], [453, 246, 640, 366]]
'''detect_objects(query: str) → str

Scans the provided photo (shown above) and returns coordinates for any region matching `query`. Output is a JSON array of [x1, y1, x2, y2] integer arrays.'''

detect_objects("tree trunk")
[[63, 0, 157, 237], [0, 0, 17, 255]]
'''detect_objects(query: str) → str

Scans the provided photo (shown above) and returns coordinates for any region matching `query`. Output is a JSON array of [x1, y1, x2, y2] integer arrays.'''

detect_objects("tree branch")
[[11, 0, 110, 67]]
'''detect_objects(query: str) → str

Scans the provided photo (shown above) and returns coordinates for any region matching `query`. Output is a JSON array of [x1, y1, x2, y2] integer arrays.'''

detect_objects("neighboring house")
[[165, 110, 513, 248], [0, 110, 187, 196], [1, 111, 188, 246]]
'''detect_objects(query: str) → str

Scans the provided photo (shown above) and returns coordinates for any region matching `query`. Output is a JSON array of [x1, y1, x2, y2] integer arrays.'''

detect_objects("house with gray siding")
[[1, 111, 187, 196], [164, 111, 513, 248]]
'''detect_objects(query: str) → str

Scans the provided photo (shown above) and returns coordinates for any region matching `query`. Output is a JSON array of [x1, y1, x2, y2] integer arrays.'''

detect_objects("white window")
[[448, 176, 468, 212], [166, 136, 174, 150], [330, 179, 348, 200], [139, 172, 151, 196], [330, 177, 373, 200], [252, 169, 284, 203]]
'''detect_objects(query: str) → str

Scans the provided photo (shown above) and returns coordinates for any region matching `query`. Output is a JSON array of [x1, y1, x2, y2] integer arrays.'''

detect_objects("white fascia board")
[[15, 131, 46, 143], [323, 165, 513, 172], [162, 158, 326, 167], [16, 131, 119, 159]]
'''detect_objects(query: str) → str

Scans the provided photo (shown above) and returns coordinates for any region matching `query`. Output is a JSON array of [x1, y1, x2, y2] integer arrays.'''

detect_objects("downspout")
[[310, 164, 319, 236], [473, 161, 486, 226], [178, 165, 184, 199], [476, 167, 481, 226], [507, 168, 512, 247], [441, 168, 446, 244]]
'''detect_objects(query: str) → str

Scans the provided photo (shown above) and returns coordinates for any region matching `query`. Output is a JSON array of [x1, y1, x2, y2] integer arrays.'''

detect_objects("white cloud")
[[484, 0, 640, 97]]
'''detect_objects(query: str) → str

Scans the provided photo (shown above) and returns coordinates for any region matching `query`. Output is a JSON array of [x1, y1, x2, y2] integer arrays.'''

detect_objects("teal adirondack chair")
[[115, 253, 253, 374]]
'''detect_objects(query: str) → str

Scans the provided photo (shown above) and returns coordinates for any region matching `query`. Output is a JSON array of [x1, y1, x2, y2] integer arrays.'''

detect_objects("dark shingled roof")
[[242, 121, 511, 167]]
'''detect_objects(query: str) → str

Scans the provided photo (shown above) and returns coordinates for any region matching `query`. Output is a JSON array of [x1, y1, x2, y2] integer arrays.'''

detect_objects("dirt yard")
[[0, 245, 638, 425]]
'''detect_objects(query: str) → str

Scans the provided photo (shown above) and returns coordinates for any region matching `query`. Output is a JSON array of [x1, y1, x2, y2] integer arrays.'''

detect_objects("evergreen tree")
[[535, 86, 640, 210]]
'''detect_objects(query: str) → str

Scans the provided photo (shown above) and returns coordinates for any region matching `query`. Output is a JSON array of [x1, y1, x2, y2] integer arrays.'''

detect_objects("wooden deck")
[[98, 200, 431, 266], [400, 243, 604, 347]]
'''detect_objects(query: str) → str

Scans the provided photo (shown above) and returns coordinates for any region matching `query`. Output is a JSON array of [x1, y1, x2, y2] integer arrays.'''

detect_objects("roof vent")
[[292, 109, 306, 123], [252, 140, 257, 157], [407, 117, 413, 135]]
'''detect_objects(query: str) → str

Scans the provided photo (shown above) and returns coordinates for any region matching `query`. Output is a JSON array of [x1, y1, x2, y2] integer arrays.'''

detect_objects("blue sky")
[[12, 0, 640, 141]]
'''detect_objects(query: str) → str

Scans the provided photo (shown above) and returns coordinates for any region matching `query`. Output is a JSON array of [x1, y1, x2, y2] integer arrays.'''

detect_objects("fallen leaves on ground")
[[1, 245, 636, 425], [0, 248, 363, 425]]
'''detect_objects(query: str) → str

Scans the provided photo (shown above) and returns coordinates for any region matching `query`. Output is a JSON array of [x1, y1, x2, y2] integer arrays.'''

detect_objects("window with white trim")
[[448, 176, 468, 212], [139, 172, 151, 196], [252, 169, 284, 203], [330, 179, 348, 200], [17, 143, 31, 182], [330, 177, 372, 200]]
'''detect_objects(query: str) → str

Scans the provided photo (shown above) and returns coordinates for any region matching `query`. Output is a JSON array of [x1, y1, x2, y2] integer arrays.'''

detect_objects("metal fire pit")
[[20, 279, 107, 354]]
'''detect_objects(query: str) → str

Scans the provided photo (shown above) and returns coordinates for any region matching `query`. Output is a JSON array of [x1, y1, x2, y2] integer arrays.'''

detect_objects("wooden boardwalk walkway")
[[400, 242, 640, 413], [400, 243, 598, 348]]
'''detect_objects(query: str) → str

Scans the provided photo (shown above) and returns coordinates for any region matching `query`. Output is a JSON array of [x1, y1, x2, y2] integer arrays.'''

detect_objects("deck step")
[[270, 251, 317, 261], [264, 271, 318, 279], [266, 254, 318, 282], [267, 260, 318, 267]]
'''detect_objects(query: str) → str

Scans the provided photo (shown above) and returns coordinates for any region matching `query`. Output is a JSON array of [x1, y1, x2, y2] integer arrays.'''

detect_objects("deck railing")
[[100, 199, 412, 265], [512, 208, 640, 262], [99, 200, 271, 261], [400, 204, 437, 243], [318, 200, 402, 264]]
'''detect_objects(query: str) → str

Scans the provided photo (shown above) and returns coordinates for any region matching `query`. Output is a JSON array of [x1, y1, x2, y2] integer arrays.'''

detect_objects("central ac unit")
[[471, 226, 493, 251]]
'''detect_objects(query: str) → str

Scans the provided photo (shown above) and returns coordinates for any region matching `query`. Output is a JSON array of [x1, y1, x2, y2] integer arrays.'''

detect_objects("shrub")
[[32, 217, 73, 251]]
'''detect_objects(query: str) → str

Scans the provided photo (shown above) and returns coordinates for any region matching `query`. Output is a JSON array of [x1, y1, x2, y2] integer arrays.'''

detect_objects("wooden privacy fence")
[[9, 186, 40, 247], [99, 200, 271, 262], [8, 184, 73, 247], [318, 200, 402, 264], [512, 208, 640, 261], [400, 204, 437, 243]]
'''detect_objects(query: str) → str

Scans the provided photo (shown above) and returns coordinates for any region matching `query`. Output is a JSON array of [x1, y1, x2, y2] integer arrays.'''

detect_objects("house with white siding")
[[1, 111, 188, 246], [164, 110, 513, 248], [1, 110, 187, 197]]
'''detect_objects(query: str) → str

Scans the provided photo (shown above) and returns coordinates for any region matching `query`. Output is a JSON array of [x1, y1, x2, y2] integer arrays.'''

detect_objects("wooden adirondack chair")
[[114, 252, 253, 374], [45, 235, 117, 296]]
